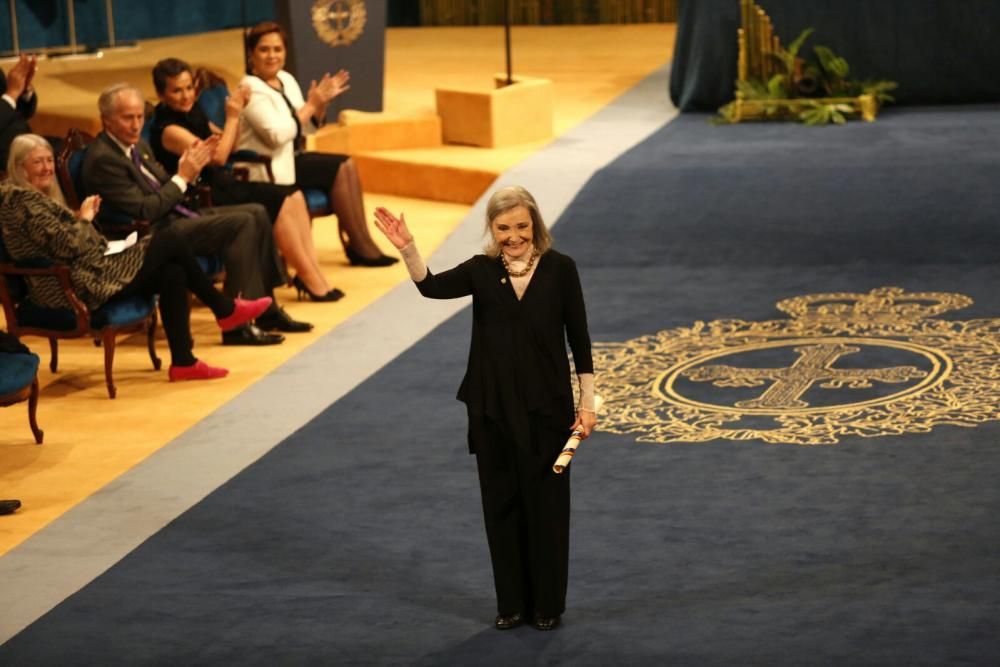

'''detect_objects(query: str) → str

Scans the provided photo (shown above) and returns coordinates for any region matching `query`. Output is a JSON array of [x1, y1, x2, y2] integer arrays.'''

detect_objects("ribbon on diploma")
[[553, 396, 603, 474]]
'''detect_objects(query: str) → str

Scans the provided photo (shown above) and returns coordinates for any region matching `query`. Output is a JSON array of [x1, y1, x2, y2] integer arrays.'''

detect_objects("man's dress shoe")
[[0, 499, 22, 515], [221, 324, 284, 346], [255, 305, 314, 333]]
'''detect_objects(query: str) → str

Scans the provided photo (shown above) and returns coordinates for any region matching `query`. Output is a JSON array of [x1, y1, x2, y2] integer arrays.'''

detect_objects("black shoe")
[[256, 305, 314, 333], [345, 245, 399, 267], [494, 613, 522, 630], [292, 276, 346, 302], [0, 499, 22, 515], [221, 324, 284, 346], [533, 614, 560, 631]]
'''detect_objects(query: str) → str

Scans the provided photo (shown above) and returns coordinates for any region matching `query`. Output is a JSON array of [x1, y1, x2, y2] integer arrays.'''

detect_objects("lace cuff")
[[577, 373, 596, 413], [400, 241, 427, 282]]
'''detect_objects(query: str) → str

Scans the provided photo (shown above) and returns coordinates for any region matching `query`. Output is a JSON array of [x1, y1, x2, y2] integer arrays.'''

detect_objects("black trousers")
[[109, 229, 231, 366], [470, 412, 572, 618], [155, 203, 285, 299]]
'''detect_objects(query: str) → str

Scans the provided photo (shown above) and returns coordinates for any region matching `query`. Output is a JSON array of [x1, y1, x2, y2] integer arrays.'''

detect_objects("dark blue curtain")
[[670, 0, 1000, 111], [0, 0, 274, 52]]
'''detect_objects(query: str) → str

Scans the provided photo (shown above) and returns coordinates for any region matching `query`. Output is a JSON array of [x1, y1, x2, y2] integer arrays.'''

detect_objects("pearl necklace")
[[501, 249, 539, 277]]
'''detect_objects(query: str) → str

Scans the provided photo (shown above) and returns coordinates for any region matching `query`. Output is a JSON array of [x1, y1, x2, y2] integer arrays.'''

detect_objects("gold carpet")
[[0, 24, 675, 555]]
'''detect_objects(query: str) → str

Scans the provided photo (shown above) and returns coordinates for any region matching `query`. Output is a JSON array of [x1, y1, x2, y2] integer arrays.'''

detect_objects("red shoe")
[[217, 296, 273, 332], [169, 360, 229, 382]]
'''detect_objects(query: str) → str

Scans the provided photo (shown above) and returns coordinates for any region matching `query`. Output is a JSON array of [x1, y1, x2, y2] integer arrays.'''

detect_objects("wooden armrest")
[[230, 150, 275, 183], [0, 261, 91, 332]]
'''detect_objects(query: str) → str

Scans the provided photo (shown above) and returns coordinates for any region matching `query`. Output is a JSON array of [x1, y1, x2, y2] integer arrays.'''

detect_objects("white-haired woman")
[[374, 186, 596, 632], [3, 134, 272, 381]]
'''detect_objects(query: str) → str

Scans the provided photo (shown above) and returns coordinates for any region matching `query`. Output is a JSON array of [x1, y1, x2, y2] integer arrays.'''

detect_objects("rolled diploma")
[[553, 396, 603, 474]]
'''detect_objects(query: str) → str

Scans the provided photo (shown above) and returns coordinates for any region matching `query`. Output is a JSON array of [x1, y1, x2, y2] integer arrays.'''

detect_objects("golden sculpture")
[[594, 287, 1000, 445], [719, 0, 895, 124]]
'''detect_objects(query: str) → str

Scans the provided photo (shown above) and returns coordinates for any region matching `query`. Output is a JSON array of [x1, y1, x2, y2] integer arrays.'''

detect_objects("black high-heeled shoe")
[[292, 276, 345, 302], [345, 245, 399, 267]]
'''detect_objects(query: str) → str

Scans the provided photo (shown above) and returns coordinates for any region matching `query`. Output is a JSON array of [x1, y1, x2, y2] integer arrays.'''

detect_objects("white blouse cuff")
[[577, 373, 596, 413], [400, 241, 427, 282]]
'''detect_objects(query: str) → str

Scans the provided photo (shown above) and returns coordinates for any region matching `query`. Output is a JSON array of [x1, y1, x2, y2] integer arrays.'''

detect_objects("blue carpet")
[[3, 107, 1000, 665]]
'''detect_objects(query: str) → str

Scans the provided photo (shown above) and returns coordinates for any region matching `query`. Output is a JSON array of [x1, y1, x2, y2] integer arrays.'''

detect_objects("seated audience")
[[0, 172, 272, 381], [0, 55, 38, 167], [150, 57, 343, 302], [239, 21, 398, 268], [81, 83, 307, 342]]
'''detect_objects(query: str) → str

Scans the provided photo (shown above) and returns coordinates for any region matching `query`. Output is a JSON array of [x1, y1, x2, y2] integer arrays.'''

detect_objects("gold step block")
[[312, 110, 443, 154], [435, 75, 554, 148]]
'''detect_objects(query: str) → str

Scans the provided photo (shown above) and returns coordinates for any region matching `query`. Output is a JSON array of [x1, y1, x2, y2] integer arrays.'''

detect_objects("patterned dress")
[[0, 185, 149, 310]]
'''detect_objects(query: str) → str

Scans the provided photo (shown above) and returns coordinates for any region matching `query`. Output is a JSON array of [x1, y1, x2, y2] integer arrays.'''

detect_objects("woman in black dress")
[[374, 186, 597, 631], [150, 58, 342, 303]]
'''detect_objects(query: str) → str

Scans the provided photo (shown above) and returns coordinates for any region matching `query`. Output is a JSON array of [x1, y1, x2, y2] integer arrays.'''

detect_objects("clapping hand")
[[224, 84, 250, 119], [307, 69, 350, 108], [177, 136, 219, 181], [373, 207, 414, 250], [79, 195, 101, 222], [5, 54, 36, 100]]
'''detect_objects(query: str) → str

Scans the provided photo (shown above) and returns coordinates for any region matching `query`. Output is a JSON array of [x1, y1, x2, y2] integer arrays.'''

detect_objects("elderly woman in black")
[[374, 185, 596, 631]]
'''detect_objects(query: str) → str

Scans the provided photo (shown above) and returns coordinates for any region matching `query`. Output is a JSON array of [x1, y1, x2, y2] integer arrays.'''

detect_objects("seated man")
[[82, 83, 309, 343], [0, 55, 38, 167]]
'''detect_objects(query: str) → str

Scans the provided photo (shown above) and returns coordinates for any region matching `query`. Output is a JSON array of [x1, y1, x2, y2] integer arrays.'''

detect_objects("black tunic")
[[149, 103, 296, 222], [414, 249, 593, 452]]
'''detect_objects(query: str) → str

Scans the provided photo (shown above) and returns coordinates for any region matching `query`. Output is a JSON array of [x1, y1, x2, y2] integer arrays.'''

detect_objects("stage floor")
[[0, 24, 675, 556]]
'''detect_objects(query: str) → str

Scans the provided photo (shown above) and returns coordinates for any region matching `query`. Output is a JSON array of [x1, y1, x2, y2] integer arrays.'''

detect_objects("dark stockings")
[[330, 158, 383, 259]]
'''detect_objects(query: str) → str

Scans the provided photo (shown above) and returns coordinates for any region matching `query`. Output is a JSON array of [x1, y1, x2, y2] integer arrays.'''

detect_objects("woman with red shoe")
[[3, 136, 271, 381]]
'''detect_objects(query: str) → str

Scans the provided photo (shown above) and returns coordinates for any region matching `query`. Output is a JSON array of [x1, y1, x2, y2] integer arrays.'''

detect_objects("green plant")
[[716, 25, 898, 126], [799, 100, 854, 125]]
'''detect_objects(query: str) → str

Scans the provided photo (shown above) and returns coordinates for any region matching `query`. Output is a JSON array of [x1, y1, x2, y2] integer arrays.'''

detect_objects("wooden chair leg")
[[49, 338, 58, 372], [147, 310, 162, 371], [28, 375, 43, 444], [102, 330, 117, 399]]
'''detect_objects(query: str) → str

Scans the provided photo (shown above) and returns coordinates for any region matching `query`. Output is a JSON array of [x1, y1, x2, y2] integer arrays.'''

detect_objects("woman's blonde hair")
[[6, 134, 67, 207], [483, 185, 552, 257]]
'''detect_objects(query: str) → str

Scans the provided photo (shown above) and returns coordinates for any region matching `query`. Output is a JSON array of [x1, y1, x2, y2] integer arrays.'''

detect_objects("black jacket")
[[0, 68, 36, 168], [415, 249, 592, 451]]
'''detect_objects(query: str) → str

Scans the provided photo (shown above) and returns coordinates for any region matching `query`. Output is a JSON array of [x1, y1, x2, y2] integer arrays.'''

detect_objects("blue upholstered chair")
[[0, 341, 43, 444], [0, 226, 160, 400], [194, 69, 333, 218]]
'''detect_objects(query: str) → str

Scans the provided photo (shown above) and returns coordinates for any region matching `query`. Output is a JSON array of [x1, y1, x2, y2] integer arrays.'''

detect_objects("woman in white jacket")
[[239, 21, 397, 276]]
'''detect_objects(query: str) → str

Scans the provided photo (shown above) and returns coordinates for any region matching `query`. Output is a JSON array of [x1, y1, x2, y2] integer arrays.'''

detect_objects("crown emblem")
[[777, 287, 972, 325]]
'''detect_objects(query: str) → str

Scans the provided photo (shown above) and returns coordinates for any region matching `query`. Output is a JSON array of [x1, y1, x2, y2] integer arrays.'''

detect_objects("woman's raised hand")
[[225, 84, 250, 118], [79, 195, 101, 222], [309, 70, 350, 107], [373, 206, 414, 250]]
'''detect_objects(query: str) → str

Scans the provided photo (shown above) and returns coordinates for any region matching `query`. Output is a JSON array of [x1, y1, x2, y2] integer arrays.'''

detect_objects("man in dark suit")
[[0, 54, 38, 168], [83, 83, 309, 344]]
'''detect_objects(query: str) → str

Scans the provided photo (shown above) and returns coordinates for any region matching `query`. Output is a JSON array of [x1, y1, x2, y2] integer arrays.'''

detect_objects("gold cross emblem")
[[683, 343, 927, 409]]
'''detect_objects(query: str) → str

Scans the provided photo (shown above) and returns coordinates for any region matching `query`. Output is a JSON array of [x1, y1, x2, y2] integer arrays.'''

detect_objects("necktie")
[[130, 146, 198, 218]]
